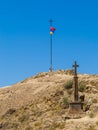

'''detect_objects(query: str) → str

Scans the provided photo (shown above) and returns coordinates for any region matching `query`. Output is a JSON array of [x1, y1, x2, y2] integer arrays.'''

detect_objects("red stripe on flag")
[[50, 27, 56, 31]]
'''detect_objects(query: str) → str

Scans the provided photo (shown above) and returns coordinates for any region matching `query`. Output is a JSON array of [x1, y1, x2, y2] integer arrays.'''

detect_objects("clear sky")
[[0, 0, 98, 87]]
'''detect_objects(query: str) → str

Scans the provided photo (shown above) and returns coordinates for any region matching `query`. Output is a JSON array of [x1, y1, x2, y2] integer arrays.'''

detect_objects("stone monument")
[[69, 61, 83, 112]]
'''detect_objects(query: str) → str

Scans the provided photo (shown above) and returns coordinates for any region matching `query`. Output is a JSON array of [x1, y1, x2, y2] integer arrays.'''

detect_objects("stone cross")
[[72, 61, 79, 102]]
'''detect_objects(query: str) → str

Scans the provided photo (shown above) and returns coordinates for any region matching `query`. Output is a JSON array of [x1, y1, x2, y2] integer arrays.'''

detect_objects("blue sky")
[[0, 0, 98, 87]]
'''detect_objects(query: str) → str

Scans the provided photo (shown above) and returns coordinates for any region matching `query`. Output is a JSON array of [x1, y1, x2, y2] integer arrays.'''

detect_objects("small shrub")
[[90, 81, 95, 86], [2, 108, 16, 119], [87, 126, 96, 130], [10, 123, 18, 129], [63, 97, 69, 108], [0, 122, 18, 129], [59, 122, 65, 129], [65, 69, 74, 75], [25, 126, 33, 130], [67, 89, 73, 95], [89, 112, 94, 118], [5, 108, 16, 115], [18, 115, 25, 122], [92, 99, 97, 103], [63, 80, 73, 89], [34, 72, 47, 78], [96, 121, 98, 125], [50, 122, 65, 130], [78, 82, 86, 92], [18, 114, 29, 122], [34, 122, 42, 127]]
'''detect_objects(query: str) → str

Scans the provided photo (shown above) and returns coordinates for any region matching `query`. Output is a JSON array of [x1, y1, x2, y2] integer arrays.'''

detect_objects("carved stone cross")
[[72, 61, 79, 102]]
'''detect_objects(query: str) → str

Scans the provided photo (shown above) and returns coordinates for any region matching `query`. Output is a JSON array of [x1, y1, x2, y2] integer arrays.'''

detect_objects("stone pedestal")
[[69, 102, 83, 112]]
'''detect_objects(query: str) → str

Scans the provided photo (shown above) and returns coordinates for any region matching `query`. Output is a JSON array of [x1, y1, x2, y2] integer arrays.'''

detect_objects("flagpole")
[[49, 19, 53, 72], [50, 31, 53, 72]]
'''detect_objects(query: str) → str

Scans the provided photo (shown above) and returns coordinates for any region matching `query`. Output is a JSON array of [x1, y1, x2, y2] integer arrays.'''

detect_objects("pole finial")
[[49, 19, 53, 22], [49, 19, 53, 27]]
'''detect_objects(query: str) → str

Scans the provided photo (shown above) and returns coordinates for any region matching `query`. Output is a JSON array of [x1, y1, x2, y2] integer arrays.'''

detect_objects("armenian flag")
[[50, 27, 56, 35]]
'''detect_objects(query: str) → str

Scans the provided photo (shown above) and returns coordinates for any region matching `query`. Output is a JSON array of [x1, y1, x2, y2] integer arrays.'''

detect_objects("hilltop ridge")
[[0, 70, 98, 130]]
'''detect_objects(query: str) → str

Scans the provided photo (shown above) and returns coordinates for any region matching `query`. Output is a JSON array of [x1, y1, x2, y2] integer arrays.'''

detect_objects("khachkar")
[[69, 61, 83, 112]]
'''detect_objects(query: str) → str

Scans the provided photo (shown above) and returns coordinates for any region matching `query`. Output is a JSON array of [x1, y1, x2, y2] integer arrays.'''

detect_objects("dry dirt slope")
[[0, 70, 98, 130]]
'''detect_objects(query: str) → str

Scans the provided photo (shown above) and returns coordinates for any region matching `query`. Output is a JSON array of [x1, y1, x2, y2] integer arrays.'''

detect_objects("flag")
[[50, 27, 56, 35]]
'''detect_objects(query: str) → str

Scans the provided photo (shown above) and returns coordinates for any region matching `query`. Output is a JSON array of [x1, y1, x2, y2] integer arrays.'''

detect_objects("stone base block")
[[69, 102, 83, 112]]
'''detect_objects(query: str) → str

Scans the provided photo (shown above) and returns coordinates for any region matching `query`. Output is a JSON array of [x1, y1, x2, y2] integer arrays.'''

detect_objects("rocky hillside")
[[0, 70, 98, 130]]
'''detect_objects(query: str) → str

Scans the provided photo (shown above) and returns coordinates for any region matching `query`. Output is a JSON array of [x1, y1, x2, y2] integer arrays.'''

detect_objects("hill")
[[0, 70, 98, 130]]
